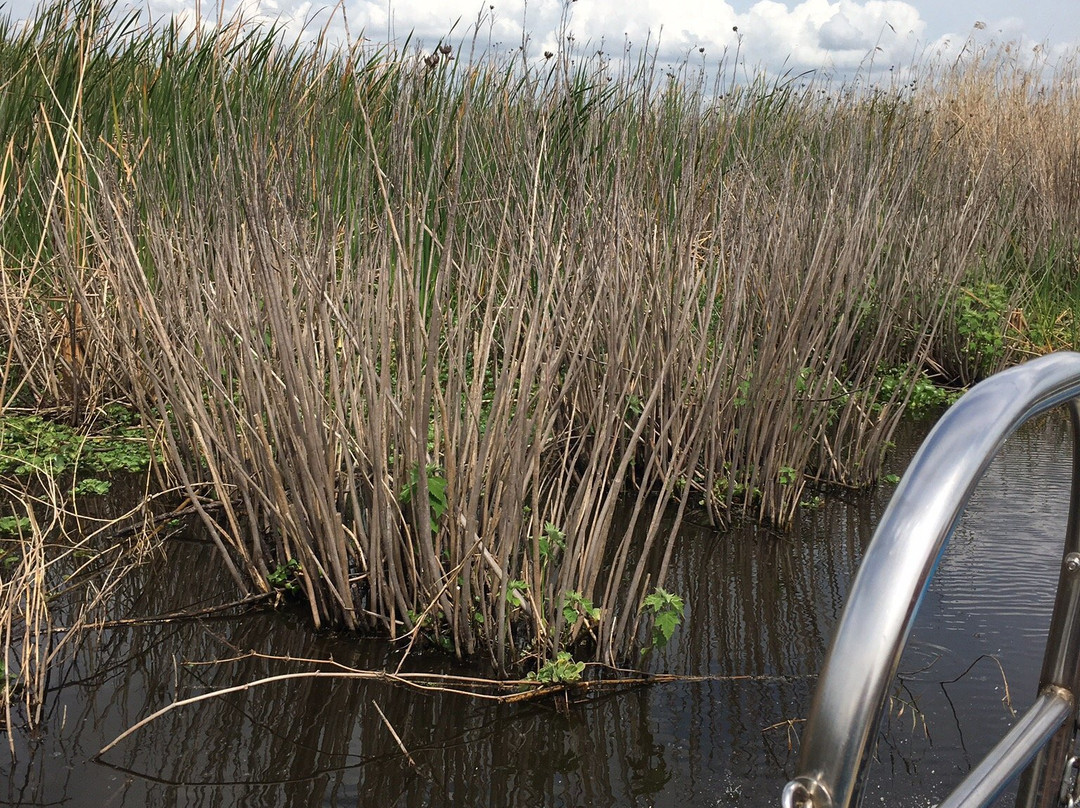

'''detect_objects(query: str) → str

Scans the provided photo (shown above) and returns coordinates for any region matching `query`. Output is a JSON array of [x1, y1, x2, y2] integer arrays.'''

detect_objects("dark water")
[[2, 413, 1073, 807]]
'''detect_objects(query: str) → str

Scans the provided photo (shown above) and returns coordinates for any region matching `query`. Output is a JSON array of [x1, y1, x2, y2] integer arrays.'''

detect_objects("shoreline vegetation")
[[1, 0, 1078, 722]]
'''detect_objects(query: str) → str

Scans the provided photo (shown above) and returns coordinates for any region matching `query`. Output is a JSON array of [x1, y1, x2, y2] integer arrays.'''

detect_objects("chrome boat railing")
[[782, 352, 1080, 808]]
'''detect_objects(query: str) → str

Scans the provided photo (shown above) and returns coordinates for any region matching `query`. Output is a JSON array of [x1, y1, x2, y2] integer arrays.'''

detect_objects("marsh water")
[[3, 413, 1074, 807]]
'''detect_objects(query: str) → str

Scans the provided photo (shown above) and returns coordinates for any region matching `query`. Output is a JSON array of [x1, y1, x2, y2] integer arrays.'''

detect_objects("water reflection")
[[3, 413, 1074, 807], [864, 412, 1072, 805]]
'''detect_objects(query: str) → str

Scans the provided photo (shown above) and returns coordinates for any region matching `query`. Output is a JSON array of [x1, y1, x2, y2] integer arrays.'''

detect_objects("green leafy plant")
[[0, 515, 30, 537], [733, 378, 751, 408], [908, 375, 961, 415], [398, 463, 449, 530], [538, 521, 566, 564], [641, 586, 685, 650], [560, 590, 600, 627], [527, 651, 585, 684], [506, 578, 529, 608], [0, 545, 21, 567], [874, 367, 960, 419], [955, 282, 1009, 378], [0, 409, 154, 486], [268, 558, 302, 595], [710, 462, 762, 506], [406, 608, 453, 650], [74, 477, 111, 495], [778, 466, 797, 486]]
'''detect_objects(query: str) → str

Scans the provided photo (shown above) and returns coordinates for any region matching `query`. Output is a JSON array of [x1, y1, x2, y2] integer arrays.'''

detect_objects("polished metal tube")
[[1015, 398, 1080, 808], [936, 687, 1073, 808], [782, 352, 1080, 808]]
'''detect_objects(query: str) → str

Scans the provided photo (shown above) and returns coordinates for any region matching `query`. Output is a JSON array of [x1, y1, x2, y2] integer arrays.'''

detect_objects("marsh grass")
[[2, 0, 1079, 667]]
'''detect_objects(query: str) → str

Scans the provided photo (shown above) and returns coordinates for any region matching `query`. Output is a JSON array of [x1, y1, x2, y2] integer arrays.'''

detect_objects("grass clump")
[[0, 0, 1078, 669]]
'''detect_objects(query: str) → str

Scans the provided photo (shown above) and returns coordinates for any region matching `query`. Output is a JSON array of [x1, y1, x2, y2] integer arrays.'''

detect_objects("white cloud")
[[819, 10, 869, 50], [736, 1, 924, 70], [98, 0, 927, 74], [9, 0, 1076, 78]]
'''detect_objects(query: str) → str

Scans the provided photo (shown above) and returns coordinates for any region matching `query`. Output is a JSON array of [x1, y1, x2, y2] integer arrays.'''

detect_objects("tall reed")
[[3, 0, 1078, 667]]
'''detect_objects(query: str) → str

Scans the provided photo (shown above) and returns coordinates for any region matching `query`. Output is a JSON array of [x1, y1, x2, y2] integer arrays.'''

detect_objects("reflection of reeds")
[[1, 0, 1078, 663]]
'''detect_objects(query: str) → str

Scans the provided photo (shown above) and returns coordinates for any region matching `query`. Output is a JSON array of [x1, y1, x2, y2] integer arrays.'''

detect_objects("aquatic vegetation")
[[398, 464, 450, 533], [0, 407, 154, 490], [0, 516, 31, 538], [873, 368, 961, 419], [559, 591, 601, 632], [953, 282, 1011, 382], [0, 0, 1077, 669], [528, 652, 586, 685], [268, 558, 302, 596], [641, 587, 686, 652]]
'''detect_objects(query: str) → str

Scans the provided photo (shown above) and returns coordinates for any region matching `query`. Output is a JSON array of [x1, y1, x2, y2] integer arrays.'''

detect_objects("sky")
[[4, 0, 1079, 76]]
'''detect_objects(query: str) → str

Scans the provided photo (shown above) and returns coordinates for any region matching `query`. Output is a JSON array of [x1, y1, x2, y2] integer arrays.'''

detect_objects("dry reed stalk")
[[95, 646, 812, 758]]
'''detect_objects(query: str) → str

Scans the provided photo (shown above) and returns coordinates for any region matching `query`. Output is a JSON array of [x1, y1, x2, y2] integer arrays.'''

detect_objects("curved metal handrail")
[[782, 351, 1080, 808]]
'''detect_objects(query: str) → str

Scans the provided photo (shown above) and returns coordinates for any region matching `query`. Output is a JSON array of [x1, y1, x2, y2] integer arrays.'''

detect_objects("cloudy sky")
[[5, 0, 1079, 75]]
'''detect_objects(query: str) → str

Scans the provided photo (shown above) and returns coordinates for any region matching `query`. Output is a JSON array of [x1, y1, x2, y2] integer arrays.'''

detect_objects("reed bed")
[[1, 0, 1079, 668]]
